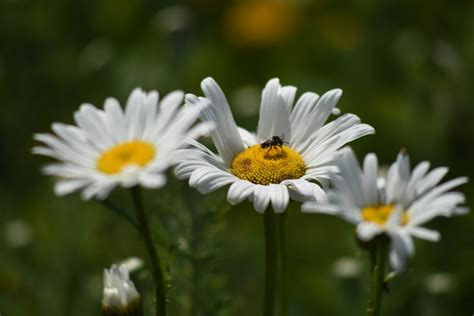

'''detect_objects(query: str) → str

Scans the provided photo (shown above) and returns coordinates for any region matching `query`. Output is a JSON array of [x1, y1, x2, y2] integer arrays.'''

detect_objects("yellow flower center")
[[97, 141, 155, 175], [361, 205, 409, 226], [230, 145, 306, 185]]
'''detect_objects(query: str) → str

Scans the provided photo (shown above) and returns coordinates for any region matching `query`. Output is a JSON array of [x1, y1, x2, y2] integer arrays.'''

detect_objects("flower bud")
[[102, 264, 142, 316]]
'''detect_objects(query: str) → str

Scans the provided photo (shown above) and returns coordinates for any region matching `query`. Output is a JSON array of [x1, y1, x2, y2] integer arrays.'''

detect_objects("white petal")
[[388, 230, 414, 272], [270, 184, 289, 213], [416, 167, 448, 195], [301, 201, 341, 215], [152, 90, 184, 136], [334, 148, 365, 207], [125, 88, 147, 140], [104, 97, 127, 142], [54, 179, 90, 196], [405, 161, 430, 196], [356, 222, 382, 241], [141, 91, 159, 139], [282, 179, 327, 203], [257, 78, 291, 141], [193, 78, 245, 164], [227, 180, 255, 205], [139, 173, 166, 188], [73, 104, 113, 150], [280, 85, 297, 112], [407, 227, 440, 242], [291, 89, 342, 151], [362, 153, 378, 205], [81, 182, 110, 200], [290, 92, 319, 145], [253, 185, 271, 213], [238, 127, 258, 147]]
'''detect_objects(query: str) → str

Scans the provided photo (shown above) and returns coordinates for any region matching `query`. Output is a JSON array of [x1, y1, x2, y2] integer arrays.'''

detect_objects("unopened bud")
[[102, 264, 143, 316]]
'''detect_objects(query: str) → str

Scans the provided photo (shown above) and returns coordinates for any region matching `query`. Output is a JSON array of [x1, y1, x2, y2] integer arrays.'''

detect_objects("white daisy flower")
[[302, 148, 469, 271], [102, 264, 141, 311], [33, 88, 208, 200], [175, 77, 375, 213]]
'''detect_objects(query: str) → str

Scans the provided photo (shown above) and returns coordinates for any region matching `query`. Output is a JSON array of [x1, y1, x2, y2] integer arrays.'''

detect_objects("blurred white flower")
[[332, 257, 362, 278], [4, 220, 32, 248], [425, 273, 454, 294], [176, 77, 374, 213], [102, 264, 141, 311], [80, 38, 115, 71], [154, 5, 192, 33], [33, 88, 209, 200], [303, 148, 469, 271]]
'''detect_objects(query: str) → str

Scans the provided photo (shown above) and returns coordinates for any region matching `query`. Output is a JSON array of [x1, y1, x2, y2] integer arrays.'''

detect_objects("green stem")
[[95, 198, 140, 231], [276, 213, 288, 316], [263, 210, 277, 316], [367, 236, 389, 316], [130, 187, 167, 316]]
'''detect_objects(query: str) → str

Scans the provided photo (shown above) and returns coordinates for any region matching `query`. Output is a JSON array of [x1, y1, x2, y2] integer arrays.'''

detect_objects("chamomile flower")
[[175, 77, 374, 213], [33, 88, 207, 200], [302, 148, 469, 271]]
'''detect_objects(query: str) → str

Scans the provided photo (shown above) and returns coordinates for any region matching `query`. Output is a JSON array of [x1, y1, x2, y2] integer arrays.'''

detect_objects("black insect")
[[260, 135, 289, 152]]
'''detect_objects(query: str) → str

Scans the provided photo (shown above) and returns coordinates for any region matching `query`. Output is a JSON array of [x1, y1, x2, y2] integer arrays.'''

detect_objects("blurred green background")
[[1, 0, 474, 315]]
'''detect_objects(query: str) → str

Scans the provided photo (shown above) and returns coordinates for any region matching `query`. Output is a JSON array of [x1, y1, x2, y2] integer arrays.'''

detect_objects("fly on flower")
[[302, 148, 469, 271], [175, 77, 375, 213], [33, 88, 209, 200], [260, 135, 288, 153]]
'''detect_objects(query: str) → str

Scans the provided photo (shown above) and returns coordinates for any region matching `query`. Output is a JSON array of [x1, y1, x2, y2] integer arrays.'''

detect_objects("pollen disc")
[[97, 141, 155, 175], [230, 145, 306, 185], [361, 205, 409, 226]]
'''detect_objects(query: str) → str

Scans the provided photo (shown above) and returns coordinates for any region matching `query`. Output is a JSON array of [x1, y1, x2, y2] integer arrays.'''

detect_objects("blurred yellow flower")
[[224, 0, 299, 48], [318, 13, 362, 51]]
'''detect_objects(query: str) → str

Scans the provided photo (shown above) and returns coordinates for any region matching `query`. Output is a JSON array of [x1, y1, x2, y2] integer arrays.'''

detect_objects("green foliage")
[[1, 0, 474, 315]]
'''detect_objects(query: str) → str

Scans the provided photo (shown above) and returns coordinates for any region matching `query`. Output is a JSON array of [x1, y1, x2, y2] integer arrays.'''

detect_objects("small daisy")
[[302, 148, 469, 271], [175, 77, 375, 213], [33, 88, 207, 200]]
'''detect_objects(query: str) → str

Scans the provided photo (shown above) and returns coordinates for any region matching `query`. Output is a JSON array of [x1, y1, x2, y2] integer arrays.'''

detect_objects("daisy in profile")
[[33, 88, 207, 200], [302, 148, 469, 271], [176, 77, 374, 213]]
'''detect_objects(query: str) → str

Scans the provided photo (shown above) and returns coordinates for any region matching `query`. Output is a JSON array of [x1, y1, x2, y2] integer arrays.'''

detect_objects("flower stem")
[[95, 198, 140, 231], [263, 210, 277, 316], [367, 235, 389, 316], [276, 213, 288, 316], [130, 186, 166, 316]]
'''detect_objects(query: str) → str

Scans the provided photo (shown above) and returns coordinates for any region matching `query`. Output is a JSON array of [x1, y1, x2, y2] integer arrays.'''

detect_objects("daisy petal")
[[139, 173, 166, 189], [227, 180, 255, 205], [270, 184, 289, 213], [407, 227, 440, 242], [356, 222, 382, 241], [54, 179, 90, 196], [388, 230, 414, 272], [253, 185, 271, 213], [362, 153, 378, 205], [257, 78, 291, 141]]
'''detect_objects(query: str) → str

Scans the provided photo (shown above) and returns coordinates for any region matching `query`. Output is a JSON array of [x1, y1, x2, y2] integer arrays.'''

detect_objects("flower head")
[[175, 77, 374, 213], [102, 264, 141, 314], [302, 148, 469, 271], [33, 88, 207, 200]]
